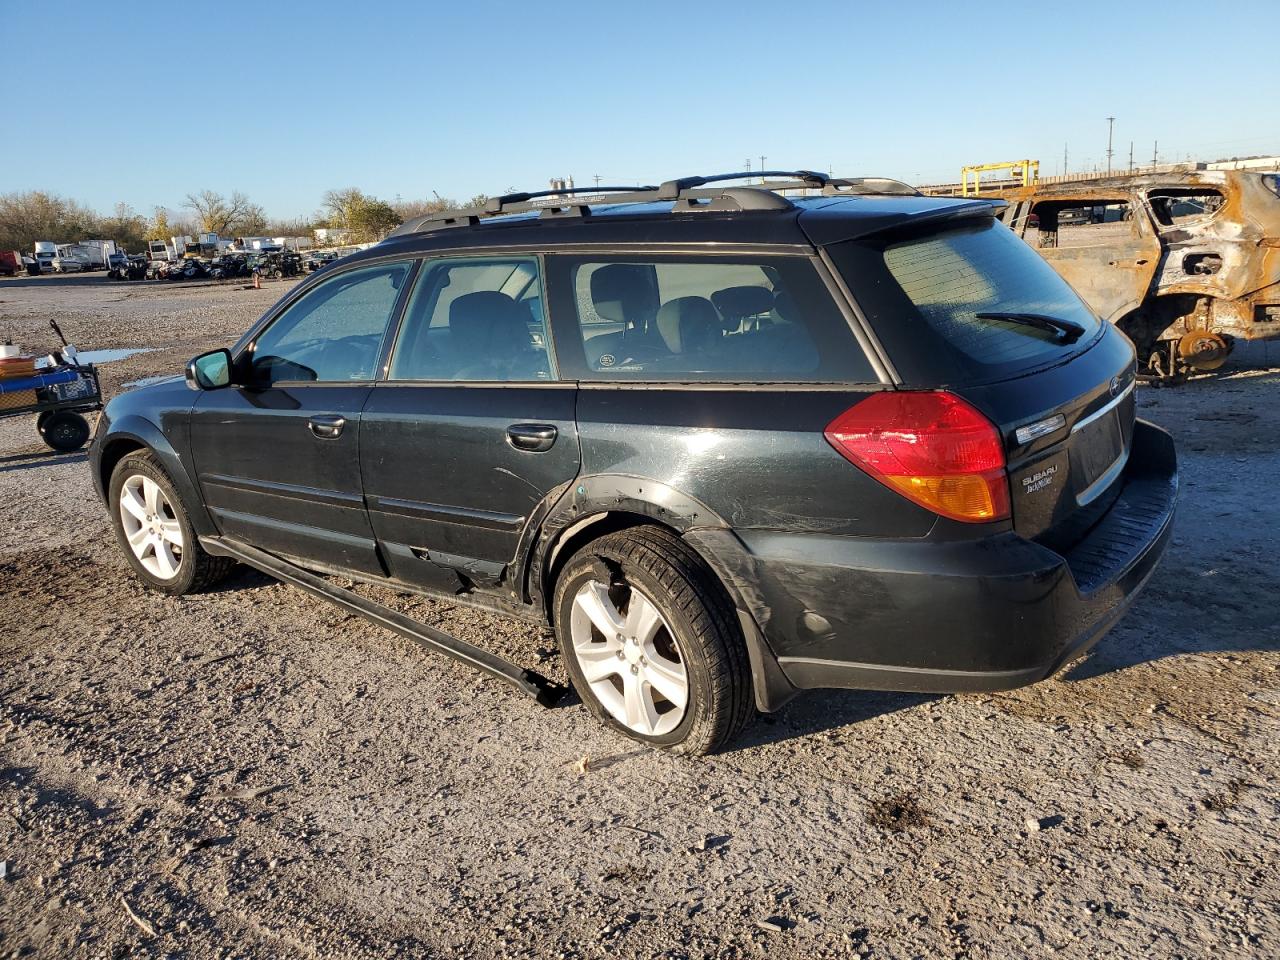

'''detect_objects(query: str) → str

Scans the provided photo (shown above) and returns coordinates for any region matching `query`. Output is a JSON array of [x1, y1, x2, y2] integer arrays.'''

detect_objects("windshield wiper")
[[974, 311, 1086, 344]]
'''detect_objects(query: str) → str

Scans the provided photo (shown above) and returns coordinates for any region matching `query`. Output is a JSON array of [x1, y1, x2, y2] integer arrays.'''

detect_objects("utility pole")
[[1152, 141, 1158, 170], [759, 155, 766, 183], [1105, 117, 1115, 175], [593, 174, 601, 189], [1128, 141, 1134, 174], [1063, 143, 1068, 177], [744, 158, 752, 177]]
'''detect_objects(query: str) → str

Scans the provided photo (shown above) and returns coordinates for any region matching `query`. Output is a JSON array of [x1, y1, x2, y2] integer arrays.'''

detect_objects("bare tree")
[[183, 190, 260, 236]]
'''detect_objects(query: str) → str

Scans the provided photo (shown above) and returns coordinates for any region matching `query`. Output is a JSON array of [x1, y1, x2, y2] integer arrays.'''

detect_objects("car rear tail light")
[[824, 391, 1010, 523]]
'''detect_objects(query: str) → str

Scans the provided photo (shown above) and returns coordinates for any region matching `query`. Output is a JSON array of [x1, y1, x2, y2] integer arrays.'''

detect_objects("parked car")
[[304, 250, 340, 272], [52, 253, 90, 273], [89, 171, 1177, 754], [107, 254, 148, 281], [995, 168, 1280, 381]]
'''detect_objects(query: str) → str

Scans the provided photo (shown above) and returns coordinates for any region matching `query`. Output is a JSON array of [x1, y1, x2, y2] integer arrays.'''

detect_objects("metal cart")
[[0, 322, 104, 452]]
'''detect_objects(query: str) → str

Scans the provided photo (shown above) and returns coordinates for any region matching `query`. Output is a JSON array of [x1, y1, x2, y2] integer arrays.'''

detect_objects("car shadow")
[[1059, 621, 1280, 683], [0, 449, 88, 474], [202, 566, 275, 594], [731, 688, 938, 750]]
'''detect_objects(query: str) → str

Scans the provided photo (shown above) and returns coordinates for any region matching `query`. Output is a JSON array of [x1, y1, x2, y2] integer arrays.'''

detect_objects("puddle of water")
[[36, 346, 155, 369], [123, 374, 179, 390], [74, 347, 156, 365]]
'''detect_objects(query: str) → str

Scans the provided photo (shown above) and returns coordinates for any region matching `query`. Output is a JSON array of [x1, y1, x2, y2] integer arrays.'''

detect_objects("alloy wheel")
[[569, 579, 688, 736], [118, 475, 184, 579]]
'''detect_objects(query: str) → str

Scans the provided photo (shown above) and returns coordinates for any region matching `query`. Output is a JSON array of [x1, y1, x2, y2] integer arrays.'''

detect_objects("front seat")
[[584, 263, 664, 368], [449, 291, 546, 380]]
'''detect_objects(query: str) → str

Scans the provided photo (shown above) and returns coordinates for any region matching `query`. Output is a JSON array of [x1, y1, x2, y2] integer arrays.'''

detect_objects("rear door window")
[[830, 219, 1102, 385], [547, 255, 876, 382], [1030, 198, 1134, 249], [388, 256, 553, 382]]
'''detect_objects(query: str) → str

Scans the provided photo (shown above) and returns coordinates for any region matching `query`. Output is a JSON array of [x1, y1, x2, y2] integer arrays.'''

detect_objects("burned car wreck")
[[996, 169, 1280, 381]]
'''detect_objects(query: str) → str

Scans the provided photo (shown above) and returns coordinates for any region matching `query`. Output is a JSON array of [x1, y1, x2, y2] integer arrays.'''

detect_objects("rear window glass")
[[840, 220, 1100, 383], [547, 255, 876, 383]]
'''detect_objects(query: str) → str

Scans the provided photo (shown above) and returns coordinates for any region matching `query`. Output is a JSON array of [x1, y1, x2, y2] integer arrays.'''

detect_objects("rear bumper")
[[737, 419, 1177, 694]]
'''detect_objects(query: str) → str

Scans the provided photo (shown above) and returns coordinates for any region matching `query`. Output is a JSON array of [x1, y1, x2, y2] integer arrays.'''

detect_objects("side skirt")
[[201, 535, 567, 708]]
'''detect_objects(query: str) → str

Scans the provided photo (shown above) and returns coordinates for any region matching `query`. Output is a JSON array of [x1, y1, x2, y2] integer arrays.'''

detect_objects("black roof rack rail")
[[493, 184, 658, 206], [385, 170, 923, 238], [656, 169, 830, 199], [390, 185, 659, 236], [754, 176, 922, 198]]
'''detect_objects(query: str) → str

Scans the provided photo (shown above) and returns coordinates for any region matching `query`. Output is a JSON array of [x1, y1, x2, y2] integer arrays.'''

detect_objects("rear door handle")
[[507, 423, 557, 452], [308, 414, 346, 439]]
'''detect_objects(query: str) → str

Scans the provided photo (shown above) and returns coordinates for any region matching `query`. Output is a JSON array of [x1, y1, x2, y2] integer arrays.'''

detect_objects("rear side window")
[[831, 219, 1102, 385], [547, 255, 876, 382], [1147, 188, 1224, 226]]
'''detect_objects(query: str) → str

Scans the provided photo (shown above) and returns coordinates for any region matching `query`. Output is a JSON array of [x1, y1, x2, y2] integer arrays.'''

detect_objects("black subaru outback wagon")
[[90, 171, 1177, 754]]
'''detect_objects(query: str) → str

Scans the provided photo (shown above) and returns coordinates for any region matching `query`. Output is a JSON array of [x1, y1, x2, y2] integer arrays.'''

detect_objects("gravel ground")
[[1, 274, 1278, 959]]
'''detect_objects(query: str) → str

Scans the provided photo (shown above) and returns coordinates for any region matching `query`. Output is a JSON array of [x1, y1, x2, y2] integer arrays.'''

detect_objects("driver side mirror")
[[185, 348, 235, 391]]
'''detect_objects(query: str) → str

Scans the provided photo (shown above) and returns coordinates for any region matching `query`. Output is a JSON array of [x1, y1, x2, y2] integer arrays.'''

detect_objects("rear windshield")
[[830, 219, 1102, 385]]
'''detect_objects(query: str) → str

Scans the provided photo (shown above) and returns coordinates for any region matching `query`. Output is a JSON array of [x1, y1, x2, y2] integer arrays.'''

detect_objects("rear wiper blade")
[[974, 311, 1086, 343]]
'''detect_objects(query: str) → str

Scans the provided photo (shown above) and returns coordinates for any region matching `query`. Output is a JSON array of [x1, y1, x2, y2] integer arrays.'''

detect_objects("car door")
[[1018, 193, 1162, 323], [189, 259, 416, 577], [359, 254, 580, 595]]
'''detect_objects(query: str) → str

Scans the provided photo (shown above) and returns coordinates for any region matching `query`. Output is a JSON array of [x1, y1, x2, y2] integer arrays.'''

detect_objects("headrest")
[[449, 291, 529, 355], [772, 289, 799, 322], [656, 297, 719, 354], [590, 263, 659, 325], [711, 285, 774, 322]]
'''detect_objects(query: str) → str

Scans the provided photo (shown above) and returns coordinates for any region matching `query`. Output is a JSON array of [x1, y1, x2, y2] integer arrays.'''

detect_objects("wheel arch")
[[97, 416, 218, 538], [529, 476, 797, 712]]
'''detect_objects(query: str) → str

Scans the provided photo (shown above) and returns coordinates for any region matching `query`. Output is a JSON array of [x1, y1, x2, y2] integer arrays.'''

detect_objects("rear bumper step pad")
[[201, 536, 567, 707]]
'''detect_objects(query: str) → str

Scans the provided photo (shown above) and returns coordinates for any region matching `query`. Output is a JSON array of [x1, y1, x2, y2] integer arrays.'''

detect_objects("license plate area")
[[1070, 409, 1126, 506]]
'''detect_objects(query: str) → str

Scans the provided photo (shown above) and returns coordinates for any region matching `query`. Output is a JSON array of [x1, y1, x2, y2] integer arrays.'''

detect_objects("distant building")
[[1206, 156, 1280, 171], [314, 228, 352, 245]]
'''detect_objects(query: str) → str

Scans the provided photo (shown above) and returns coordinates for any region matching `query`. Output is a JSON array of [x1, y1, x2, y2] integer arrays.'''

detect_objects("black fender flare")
[[95, 415, 218, 539], [523, 474, 798, 712]]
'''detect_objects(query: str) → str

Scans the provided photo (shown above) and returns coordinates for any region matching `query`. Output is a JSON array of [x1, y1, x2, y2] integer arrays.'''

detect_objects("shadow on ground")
[[0, 449, 87, 475]]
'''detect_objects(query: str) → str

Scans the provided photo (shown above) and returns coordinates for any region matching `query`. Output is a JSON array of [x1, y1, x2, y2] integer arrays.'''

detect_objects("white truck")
[[75, 240, 119, 269], [52, 241, 117, 271], [33, 241, 57, 273]]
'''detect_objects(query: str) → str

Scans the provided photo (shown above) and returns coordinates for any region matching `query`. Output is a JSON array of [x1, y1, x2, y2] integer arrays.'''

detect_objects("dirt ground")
[[1, 273, 1277, 959]]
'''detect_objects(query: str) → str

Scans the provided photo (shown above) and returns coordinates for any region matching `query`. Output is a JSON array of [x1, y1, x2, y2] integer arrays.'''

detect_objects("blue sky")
[[2, 0, 1276, 219]]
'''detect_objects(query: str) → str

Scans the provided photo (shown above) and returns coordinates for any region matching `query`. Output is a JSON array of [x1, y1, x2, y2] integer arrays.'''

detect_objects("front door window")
[[251, 261, 412, 383]]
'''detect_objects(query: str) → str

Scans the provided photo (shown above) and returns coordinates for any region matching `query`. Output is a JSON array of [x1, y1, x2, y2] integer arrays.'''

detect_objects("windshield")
[[830, 219, 1102, 384]]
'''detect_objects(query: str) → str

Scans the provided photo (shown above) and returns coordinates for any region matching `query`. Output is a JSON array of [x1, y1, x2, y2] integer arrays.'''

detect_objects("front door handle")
[[308, 414, 346, 439], [507, 423, 557, 452]]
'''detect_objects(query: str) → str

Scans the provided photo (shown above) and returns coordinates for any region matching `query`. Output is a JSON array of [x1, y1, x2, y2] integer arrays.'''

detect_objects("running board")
[[201, 536, 567, 707]]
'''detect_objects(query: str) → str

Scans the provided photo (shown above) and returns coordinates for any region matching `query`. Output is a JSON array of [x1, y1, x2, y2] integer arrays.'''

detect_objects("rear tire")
[[109, 451, 235, 595], [553, 526, 752, 755]]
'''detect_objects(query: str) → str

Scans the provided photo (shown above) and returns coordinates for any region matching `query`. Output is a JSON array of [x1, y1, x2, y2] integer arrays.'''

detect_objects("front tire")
[[109, 451, 235, 594], [554, 526, 752, 755]]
